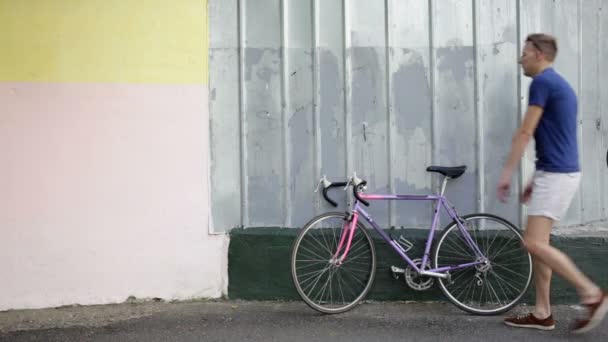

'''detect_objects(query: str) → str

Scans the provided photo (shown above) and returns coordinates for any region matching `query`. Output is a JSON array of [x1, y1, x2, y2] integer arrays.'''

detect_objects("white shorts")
[[527, 170, 581, 221]]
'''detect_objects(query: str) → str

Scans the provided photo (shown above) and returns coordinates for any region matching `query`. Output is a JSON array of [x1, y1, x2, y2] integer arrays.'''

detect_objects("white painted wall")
[[0, 83, 227, 310]]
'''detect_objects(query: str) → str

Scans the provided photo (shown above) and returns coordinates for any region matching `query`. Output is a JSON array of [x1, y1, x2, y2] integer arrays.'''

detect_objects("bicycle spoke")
[[444, 233, 475, 257], [340, 267, 368, 288], [440, 240, 473, 258], [450, 268, 475, 284], [489, 235, 518, 260], [435, 215, 531, 314], [297, 266, 332, 281], [303, 233, 333, 257], [483, 228, 502, 259], [492, 263, 531, 280], [492, 259, 529, 267], [336, 270, 358, 300], [297, 243, 330, 261], [299, 267, 332, 292], [489, 269, 527, 294], [292, 214, 376, 313], [484, 273, 503, 307], [314, 268, 335, 304], [490, 264, 520, 291], [491, 271, 513, 304], [487, 269, 519, 301], [336, 270, 346, 304], [295, 262, 327, 272], [303, 267, 330, 297]]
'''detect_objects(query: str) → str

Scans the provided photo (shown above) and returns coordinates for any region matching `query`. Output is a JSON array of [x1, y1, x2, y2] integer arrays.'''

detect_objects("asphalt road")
[[1, 300, 606, 341]]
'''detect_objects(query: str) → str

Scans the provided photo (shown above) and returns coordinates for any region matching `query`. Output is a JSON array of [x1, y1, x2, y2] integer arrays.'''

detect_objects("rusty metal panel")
[[209, 0, 608, 232]]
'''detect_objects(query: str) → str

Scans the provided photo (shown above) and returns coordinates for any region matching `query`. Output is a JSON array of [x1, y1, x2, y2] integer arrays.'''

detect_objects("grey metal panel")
[[210, 0, 238, 48], [580, 0, 603, 223], [316, 0, 347, 213], [209, 0, 608, 231], [243, 0, 284, 226], [209, 0, 241, 232], [284, 0, 315, 227], [347, 0, 390, 227], [388, 0, 434, 228], [600, 2, 608, 219], [518, 0, 539, 215], [554, 0, 583, 226], [432, 0, 477, 219], [477, 0, 519, 224]]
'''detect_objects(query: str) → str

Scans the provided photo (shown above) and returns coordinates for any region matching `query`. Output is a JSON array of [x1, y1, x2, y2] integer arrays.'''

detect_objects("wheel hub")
[[475, 258, 491, 272]]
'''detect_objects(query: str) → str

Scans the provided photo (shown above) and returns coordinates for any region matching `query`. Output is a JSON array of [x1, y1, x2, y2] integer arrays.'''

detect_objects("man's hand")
[[497, 171, 512, 203], [521, 180, 533, 203]]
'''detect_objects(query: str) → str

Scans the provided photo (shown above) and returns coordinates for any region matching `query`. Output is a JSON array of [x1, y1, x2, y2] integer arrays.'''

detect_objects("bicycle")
[[291, 165, 533, 315]]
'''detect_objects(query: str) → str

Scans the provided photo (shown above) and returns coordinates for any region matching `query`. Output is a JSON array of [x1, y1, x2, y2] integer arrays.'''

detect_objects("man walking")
[[497, 33, 607, 333]]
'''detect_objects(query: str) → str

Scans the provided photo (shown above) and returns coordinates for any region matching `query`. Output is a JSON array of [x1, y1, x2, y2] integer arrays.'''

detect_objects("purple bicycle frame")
[[334, 193, 486, 275]]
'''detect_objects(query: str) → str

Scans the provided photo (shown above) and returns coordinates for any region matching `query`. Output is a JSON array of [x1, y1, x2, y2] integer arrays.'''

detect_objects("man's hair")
[[526, 33, 558, 61]]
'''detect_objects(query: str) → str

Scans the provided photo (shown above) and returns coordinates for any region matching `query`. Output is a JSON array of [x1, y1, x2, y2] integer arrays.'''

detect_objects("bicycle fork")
[[331, 212, 359, 265]]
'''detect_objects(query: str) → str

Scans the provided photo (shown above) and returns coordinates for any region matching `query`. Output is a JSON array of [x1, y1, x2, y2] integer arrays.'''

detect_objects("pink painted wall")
[[0, 83, 226, 310], [0, 0, 226, 311]]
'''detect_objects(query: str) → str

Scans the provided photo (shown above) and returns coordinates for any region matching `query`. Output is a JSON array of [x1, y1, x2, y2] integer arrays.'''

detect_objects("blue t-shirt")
[[528, 67, 580, 172]]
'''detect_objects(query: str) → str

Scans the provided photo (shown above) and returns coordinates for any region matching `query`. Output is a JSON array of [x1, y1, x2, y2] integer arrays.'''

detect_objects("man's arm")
[[496, 105, 544, 202], [501, 105, 544, 178]]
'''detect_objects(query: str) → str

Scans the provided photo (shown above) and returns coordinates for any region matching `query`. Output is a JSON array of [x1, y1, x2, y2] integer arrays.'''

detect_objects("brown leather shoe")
[[572, 291, 608, 334], [504, 313, 555, 330]]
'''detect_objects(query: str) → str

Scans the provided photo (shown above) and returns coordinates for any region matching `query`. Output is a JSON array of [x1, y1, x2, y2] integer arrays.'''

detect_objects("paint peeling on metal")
[[209, 0, 608, 232]]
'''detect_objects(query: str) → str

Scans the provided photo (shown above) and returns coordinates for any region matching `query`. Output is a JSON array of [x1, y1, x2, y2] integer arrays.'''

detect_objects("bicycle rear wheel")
[[291, 212, 376, 314], [434, 213, 532, 315]]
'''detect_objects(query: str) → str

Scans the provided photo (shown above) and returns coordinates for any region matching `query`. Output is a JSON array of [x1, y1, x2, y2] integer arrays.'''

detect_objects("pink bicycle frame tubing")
[[333, 212, 358, 263]]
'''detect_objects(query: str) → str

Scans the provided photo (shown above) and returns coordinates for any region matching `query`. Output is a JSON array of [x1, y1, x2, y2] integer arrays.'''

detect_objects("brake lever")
[[314, 175, 332, 193]]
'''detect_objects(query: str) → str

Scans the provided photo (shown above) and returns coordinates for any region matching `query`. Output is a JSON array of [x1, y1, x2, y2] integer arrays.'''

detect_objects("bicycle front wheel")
[[291, 212, 376, 314], [434, 213, 532, 315]]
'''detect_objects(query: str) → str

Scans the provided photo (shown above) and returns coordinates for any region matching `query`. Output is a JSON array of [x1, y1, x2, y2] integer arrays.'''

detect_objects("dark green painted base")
[[228, 227, 608, 304]]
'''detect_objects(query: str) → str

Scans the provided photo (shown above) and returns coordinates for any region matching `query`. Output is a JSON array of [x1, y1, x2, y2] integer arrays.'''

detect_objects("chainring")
[[405, 258, 434, 291]]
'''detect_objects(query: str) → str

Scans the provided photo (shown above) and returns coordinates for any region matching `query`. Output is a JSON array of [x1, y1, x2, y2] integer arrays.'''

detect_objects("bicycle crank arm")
[[390, 265, 405, 279], [390, 266, 405, 274], [418, 271, 449, 279], [392, 266, 448, 280]]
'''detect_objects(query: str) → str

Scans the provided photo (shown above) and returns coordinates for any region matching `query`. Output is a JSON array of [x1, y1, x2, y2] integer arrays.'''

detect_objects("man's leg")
[[532, 260, 552, 318], [524, 216, 601, 304], [524, 216, 552, 318], [503, 216, 556, 330]]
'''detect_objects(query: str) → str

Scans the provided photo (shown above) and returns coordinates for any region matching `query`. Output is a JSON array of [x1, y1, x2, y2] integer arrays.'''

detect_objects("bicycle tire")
[[433, 213, 532, 315], [291, 212, 376, 314]]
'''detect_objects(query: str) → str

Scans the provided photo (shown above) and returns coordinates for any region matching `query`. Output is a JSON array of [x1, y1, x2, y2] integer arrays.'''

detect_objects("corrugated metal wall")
[[209, 0, 608, 232]]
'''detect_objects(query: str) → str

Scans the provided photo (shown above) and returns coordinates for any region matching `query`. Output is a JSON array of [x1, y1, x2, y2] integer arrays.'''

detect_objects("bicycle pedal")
[[390, 266, 404, 280], [390, 266, 405, 274]]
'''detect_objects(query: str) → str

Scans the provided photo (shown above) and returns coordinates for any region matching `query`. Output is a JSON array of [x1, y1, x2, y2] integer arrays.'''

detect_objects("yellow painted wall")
[[0, 0, 208, 84]]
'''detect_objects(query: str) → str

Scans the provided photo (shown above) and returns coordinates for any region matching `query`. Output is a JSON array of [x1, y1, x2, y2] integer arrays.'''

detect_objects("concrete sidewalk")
[[1, 300, 607, 341]]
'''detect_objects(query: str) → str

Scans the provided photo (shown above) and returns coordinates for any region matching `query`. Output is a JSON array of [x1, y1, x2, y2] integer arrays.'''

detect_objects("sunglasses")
[[527, 38, 556, 55]]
